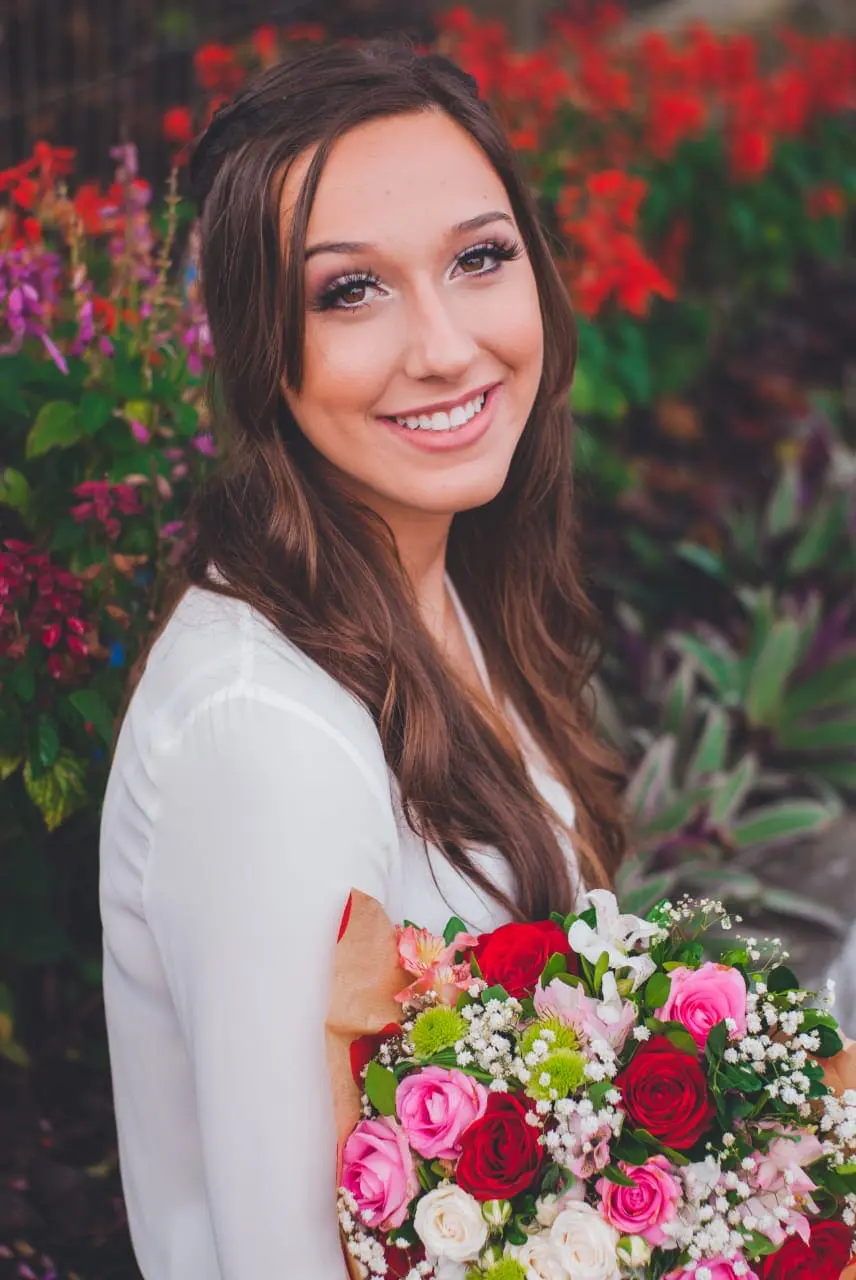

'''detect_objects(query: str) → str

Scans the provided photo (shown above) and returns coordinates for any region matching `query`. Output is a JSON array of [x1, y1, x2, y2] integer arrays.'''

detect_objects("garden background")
[[1, 0, 855, 1275]]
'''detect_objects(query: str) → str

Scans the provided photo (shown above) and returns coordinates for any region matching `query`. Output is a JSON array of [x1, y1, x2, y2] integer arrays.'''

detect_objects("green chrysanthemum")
[[410, 1007, 468, 1057], [525, 1047, 587, 1101], [519, 1016, 579, 1060], [484, 1260, 526, 1280]]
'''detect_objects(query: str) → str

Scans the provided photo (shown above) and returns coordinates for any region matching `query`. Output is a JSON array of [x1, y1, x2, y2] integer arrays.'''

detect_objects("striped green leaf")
[[669, 634, 740, 701], [686, 705, 729, 783], [709, 753, 758, 827], [745, 619, 801, 727], [776, 714, 856, 753], [780, 652, 856, 723], [732, 800, 837, 851]]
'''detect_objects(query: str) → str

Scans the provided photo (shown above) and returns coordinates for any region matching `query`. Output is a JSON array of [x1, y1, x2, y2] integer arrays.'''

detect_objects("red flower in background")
[[646, 89, 707, 160], [71, 480, 143, 541], [251, 25, 278, 62], [729, 127, 772, 181], [162, 107, 194, 146], [0, 540, 94, 677], [194, 43, 244, 94]]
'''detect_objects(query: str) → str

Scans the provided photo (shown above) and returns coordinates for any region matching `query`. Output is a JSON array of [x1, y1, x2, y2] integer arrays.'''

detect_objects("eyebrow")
[[303, 210, 515, 261]]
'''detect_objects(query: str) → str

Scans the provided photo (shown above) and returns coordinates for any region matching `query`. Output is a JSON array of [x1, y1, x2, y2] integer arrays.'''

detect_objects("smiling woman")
[[99, 40, 630, 1280]]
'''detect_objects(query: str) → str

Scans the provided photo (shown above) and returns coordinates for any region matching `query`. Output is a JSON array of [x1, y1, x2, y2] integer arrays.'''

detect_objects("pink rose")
[[341, 1116, 418, 1230], [657, 963, 748, 1049], [396, 1066, 488, 1161], [666, 1258, 758, 1280], [597, 1155, 682, 1245]]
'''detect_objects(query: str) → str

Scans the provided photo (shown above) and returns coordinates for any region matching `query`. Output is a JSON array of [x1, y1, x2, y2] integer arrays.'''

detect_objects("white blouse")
[[99, 574, 578, 1280]]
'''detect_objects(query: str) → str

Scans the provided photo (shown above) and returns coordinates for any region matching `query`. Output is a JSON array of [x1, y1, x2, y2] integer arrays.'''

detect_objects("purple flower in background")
[[0, 246, 68, 373]]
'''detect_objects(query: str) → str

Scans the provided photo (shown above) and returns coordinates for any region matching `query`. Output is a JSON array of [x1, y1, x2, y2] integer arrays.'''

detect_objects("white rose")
[[512, 1233, 571, 1279], [414, 1185, 488, 1263], [549, 1203, 620, 1280]]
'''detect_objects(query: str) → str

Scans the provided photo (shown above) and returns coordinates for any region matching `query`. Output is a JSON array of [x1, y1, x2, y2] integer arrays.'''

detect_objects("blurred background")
[[1, 1, 855, 1276]]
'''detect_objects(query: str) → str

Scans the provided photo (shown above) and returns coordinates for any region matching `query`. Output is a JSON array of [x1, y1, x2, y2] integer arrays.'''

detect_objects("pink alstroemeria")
[[394, 924, 479, 1006]]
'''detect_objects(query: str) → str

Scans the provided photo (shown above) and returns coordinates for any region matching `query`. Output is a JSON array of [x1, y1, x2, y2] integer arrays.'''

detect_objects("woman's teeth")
[[394, 391, 487, 432]]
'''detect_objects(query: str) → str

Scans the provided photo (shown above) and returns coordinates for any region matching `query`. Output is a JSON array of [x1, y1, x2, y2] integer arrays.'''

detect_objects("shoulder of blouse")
[[118, 584, 394, 817]]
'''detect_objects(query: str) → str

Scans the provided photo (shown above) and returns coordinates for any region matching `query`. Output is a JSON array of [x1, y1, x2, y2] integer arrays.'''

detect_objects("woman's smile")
[[377, 382, 502, 452]]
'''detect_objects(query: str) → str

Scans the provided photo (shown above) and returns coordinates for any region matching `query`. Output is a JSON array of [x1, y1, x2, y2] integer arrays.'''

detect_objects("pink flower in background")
[[341, 1116, 418, 1231], [597, 1155, 683, 1245], [657, 962, 748, 1049], [71, 479, 143, 540], [396, 1066, 488, 1160]]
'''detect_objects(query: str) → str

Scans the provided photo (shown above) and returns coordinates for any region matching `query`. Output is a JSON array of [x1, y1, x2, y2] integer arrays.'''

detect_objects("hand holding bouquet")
[[332, 891, 856, 1280]]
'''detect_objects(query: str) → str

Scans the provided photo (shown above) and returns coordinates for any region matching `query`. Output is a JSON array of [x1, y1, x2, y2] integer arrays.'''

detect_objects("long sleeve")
[[142, 688, 398, 1279]]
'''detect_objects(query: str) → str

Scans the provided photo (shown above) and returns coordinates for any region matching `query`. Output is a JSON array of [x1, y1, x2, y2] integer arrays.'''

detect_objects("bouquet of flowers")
[[329, 890, 856, 1280]]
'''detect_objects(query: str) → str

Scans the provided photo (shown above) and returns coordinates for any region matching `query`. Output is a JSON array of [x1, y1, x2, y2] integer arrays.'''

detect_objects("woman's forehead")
[[279, 111, 512, 257]]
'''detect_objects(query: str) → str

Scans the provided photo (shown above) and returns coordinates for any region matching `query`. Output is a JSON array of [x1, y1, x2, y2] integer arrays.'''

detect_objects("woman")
[[99, 41, 629, 1279]]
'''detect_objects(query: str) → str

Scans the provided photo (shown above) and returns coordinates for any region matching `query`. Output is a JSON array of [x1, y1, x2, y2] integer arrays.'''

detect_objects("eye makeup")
[[308, 235, 524, 314]]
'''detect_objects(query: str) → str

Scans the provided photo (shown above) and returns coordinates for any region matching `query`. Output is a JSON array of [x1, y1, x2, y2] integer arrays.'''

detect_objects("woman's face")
[[280, 109, 544, 531]]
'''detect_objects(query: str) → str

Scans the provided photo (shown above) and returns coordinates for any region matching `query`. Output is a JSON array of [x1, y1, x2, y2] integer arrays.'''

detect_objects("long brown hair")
[[126, 40, 629, 920]]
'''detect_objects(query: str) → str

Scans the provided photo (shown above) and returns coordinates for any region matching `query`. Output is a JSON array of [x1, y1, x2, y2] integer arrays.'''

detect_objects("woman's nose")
[[402, 284, 479, 383]]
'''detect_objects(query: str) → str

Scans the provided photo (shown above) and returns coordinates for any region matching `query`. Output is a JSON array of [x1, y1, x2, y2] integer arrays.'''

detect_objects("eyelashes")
[[310, 237, 524, 313]]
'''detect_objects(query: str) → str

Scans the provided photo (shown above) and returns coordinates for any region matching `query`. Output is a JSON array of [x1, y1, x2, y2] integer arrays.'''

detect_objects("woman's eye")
[[338, 281, 370, 306], [455, 239, 521, 278], [316, 273, 383, 312]]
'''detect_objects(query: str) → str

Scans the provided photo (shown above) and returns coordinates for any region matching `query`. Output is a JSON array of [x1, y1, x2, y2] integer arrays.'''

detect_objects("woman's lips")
[[378, 383, 501, 453]]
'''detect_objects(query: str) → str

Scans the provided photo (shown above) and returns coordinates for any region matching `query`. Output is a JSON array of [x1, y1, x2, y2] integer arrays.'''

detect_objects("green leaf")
[[79, 391, 114, 435], [674, 543, 729, 581], [706, 1021, 728, 1061], [709, 753, 757, 827], [759, 887, 846, 936], [776, 713, 856, 753], [541, 952, 569, 986], [8, 665, 35, 702], [781, 652, 856, 722], [443, 916, 469, 947], [0, 468, 31, 513], [666, 1027, 699, 1056], [22, 750, 88, 831], [645, 972, 672, 1010], [669, 633, 739, 700], [745, 619, 801, 727], [602, 1165, 638, 1187], [614, 1132, 648, 1165], [593, 950, 610, 994], [68, 689, 115, 746], [813, 1025, 844, 1058], [364, 1061, 398, 1116], [764, 461, 801, 538], [732, 800, 837, 851], [32, 715, 60, 770], [588, 1080, 613, 1108], [25, 400, 83, 458], [767, 966, 800, 994], [0, 753, 22, 780], [686, 705, 729, 782], [660, 659, 695, 737], [787, 494, 848, 574]]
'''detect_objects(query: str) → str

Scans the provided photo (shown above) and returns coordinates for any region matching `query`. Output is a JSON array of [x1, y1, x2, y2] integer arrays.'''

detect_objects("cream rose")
[[550, 1202, 620, 1280], [512, 1233, 571, 1279], [414, 1184, 488, 1263]]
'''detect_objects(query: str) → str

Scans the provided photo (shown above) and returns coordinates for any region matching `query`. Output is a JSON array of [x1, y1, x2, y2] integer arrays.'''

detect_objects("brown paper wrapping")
[[324, 891, 856, 1279], [326, 890, 408, 1279]]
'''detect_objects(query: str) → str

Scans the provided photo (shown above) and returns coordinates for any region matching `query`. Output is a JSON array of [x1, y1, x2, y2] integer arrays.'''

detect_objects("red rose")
[[472, 920, 576, 999], [757, 1220, 853, 1280], [614, 1036, 715, 1151], [349, 1023, 401, 1086], [455, 1092, 544, 1200]]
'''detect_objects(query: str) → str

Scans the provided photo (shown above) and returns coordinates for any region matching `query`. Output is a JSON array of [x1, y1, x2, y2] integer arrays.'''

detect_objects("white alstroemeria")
[[414, 1185, 488, 1263], [510, 1232, 571, 1279], [567, 890, 659, 992]]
